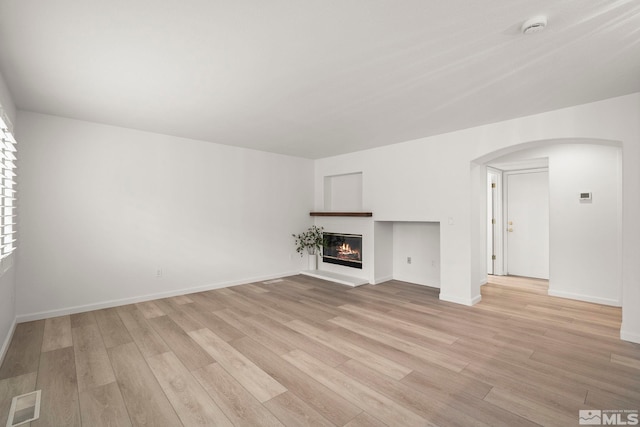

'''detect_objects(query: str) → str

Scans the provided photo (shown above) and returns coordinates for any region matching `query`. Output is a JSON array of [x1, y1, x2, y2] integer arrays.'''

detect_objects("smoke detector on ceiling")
[[521, 16, 547, 34]]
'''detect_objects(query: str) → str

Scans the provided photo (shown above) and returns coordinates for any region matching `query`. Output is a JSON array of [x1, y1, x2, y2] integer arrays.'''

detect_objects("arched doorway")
[[471, 138, 623, 307]]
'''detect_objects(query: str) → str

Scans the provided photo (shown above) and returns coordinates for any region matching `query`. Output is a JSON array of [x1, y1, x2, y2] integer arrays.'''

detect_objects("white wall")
[[315, 93, 640, 343], [373, 221, 393, 283], [392, 222, 440, 288], [15, 111, 314, 320], [0, 70, 17, 362], [491, 144, 622, 305]]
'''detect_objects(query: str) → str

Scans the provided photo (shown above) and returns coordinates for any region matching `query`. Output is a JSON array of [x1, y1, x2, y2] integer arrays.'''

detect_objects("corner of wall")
[[620, 325, 640, 344], [0, 317, 17, 365], [439, 292, 481, 306]]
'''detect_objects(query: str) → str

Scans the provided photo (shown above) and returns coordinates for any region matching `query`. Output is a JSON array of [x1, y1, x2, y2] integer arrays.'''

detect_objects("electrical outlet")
[[407, 256, 412, 264], [156, 268, 162, 277]]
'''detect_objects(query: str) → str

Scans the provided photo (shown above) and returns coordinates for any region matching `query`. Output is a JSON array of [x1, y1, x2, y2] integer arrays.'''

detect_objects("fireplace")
[[323, 232, 362, 269]]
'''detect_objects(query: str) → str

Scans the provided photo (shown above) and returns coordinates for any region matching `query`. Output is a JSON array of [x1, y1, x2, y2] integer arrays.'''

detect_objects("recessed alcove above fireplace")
[[323, 172, 363, 212]]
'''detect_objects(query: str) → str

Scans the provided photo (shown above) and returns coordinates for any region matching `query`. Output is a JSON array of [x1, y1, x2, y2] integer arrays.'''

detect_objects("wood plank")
[[70, 311, 97, 329], [178, 307, 244, 342], [33, 347, 81, 427], [79, 382, 132, 427], [147, 352, 232, 426], [263, 391, 334, 427], [0, 372, 37, 427], [339, 304, 458, 344], [283, 349, 429, 427], [94, 308, 133, 349], [135, 301, 165, 319], [117, 308, 169, 358], [150, 299, 178, 315], [403, 364, 493, 400], [212, 309, 294, 356], [193, 362, 284, 427], [344, 412, 387, 427], [41, 315, 73, 352], [171, 294, 194, 305], [611, 353, 640, 370], [483, 386, 575, 426], [0, 321, 45, 380], [166, 310, 203, 332], [108, 342, 181, 426], [147, 315, 214, 370], [189, 328, 287, 403], [328, 316, 468, 372], [287, 319, 412, 380], [336, 358, 520, 427], [231, 336, 361, 426], [459, 359, 586, 402], [72, 324, 116, 391]]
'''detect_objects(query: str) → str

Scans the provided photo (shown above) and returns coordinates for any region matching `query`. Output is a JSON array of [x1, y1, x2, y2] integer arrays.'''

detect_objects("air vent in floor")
[[6, 390, 41, 427]]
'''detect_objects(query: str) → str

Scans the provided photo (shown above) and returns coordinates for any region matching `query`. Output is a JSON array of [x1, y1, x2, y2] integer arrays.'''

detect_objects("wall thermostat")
[[579, 192, 592, 201]]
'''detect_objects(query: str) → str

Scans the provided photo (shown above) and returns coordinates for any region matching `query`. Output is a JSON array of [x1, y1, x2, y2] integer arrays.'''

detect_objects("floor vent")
[[6, 390, 41, 427], [263, 279, 284, 284]]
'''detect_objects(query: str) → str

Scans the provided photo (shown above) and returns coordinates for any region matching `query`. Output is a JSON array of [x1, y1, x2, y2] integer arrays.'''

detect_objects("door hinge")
[[491, 218, 496, 224], [491, 183, 496, 188], [492, 255, 496, 260]]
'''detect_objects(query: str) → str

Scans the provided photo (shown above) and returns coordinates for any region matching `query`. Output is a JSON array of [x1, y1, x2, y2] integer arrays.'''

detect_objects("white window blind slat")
[[0, 111, 16, 260]]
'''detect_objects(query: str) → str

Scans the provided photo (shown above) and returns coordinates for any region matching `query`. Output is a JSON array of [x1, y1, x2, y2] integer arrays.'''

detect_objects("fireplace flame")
[[338, 243, 360, 258]]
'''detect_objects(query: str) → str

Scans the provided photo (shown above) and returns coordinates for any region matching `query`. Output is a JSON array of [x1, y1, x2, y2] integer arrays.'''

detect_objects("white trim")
[[547, 289, 621, 307], [372, 275, 393, 285], [0, 317, 17, 365], [15, 271, 298, 323], [439, 293, 482, 306], [620, 326, 640, 344], [300, 270, 368, 287]]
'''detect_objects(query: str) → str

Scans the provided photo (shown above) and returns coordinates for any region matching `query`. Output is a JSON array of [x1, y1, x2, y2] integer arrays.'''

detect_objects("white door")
[[506, 171, 549, 279]]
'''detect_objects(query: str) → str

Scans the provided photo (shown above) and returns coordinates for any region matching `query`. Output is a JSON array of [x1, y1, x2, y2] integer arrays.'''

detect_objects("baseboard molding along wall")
[[547, 289, 621, 307], [439, 292, 482, 306], [620, 326, 640, 345], [16, 270, 299, 323]]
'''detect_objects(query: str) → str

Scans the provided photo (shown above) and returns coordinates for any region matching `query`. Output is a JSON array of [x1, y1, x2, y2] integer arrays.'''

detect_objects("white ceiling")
[[0, 1, 639, 159]]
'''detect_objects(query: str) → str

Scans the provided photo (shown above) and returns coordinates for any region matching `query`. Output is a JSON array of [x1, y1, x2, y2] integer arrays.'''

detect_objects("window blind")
[[0, 115, 16, 259]]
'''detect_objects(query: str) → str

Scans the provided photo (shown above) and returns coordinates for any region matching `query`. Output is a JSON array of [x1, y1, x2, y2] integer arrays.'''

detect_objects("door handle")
[[508, 228, 514, 232]]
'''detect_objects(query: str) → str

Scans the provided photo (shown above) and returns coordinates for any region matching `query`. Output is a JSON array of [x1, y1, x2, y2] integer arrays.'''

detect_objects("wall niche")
[[323, 172, 363, 211]]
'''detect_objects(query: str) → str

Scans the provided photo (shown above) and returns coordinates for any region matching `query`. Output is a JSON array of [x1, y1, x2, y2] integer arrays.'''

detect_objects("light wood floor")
[[1, 275, 639, 426]]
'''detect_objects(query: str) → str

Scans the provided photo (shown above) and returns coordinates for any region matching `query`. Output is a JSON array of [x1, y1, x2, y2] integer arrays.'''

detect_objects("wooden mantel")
[[310, 212, 372, 217]]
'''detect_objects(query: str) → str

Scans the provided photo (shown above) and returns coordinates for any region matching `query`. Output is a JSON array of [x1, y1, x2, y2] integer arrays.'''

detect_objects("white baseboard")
[[0, 318, 17, 365], [16, 270, 299, 323], [439, 293, 482, 306], [620, 326, 640, 344], [547, 289, 621, 307], [372, 275, 393, 285]]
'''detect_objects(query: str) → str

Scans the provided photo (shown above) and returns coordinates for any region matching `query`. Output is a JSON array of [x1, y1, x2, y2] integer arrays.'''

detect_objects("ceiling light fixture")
[[521, 16, 547, 34]]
